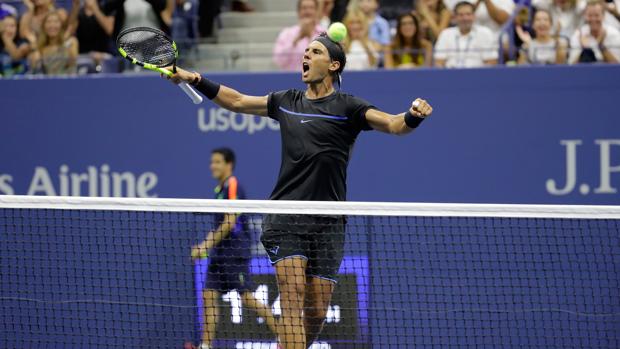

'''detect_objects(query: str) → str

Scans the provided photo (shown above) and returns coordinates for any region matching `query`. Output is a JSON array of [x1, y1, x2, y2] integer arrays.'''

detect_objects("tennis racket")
[[116, 27, 203, 104]]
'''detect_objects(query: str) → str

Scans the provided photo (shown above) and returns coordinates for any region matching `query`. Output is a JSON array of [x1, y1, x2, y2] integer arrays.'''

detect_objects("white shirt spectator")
[[525, 39, 561, 64], [603, 0, 620, 31], [445, 0, 515, 38], [476, 0, 515, 38], [346, 40, 378, 70], [532, 0, 584, 38], [123, 0, 160, 30], [569, 24, 620, 63], [535, 0, 620, 33], [434, 25, 498, 68], [555, 8, 583, 38]]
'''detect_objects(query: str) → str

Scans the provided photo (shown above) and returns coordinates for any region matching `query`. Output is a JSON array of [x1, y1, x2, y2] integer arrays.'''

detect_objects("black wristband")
[[194, 75, 221, 100], [404, 110, 425, 129]]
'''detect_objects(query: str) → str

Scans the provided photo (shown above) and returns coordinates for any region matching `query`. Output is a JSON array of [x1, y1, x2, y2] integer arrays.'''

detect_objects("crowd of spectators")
[[1, 0, 619, 78], [0, 0, 176, 76], [274, 0, 619, 71]]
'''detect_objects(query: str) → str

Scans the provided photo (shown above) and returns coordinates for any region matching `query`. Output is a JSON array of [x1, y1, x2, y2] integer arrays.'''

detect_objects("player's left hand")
[[411, 98, 433, 118]]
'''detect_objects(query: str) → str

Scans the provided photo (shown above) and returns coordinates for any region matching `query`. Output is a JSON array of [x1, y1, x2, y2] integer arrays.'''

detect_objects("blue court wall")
[[1, 65, 619, 204], [1, 67, 619, 348]]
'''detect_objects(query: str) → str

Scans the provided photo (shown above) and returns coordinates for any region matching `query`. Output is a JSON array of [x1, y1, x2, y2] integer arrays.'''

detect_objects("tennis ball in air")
[[327, 22, 347, 43]]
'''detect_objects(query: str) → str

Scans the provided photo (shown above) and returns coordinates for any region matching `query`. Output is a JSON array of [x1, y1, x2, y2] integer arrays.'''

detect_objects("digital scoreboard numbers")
[[217, 274, 361, 345], [194, 257, 369, 349]]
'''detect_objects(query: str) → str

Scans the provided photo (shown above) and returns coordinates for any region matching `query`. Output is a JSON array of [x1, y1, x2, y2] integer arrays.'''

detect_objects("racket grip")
[[178, 83, 203, 104]]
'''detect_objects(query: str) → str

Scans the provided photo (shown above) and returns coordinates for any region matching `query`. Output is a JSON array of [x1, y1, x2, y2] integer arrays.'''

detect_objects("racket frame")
[[117, 27, 203, 104]]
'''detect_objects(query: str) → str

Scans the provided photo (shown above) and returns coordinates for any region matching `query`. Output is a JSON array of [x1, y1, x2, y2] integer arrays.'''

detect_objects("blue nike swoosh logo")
[[279, 106, 347, 120]]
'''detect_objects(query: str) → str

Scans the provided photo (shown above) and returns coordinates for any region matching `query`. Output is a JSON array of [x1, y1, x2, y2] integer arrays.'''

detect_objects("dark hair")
[[454, 1, 475, 12], [212, 147, 236, 168], [396, 13, 423, 48], [314, 32, 346, 77], [390, 13, 424, 65]]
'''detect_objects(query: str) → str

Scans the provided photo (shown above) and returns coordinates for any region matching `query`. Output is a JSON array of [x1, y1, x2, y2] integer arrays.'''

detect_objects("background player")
[[191, 147, 277, 349]]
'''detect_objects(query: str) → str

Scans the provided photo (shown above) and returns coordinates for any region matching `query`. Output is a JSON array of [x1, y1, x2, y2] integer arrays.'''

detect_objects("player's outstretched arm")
[[163, 66, 269, 116], [213, 85, 269, 116], [365, 98, 433, 135]]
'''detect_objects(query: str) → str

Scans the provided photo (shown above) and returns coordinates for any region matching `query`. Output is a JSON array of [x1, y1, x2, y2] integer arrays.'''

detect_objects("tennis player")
[[190, 148, 277, 349], [168, 33, 433, 349]]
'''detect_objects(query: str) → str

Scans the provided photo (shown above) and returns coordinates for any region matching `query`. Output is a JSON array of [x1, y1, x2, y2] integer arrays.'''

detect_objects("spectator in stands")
[[502, 5, 535, 63], [198, 0, 254, 38], [319, 0, 335, 28], [343, 9, 380, 70], [19, 0, 69, 45], [413, 0, 451, 43], [102, 0, 174, 41], [66, 0, 114, 72], [30, 10, 78, 75], [466, 0, 515, 39], [350, 0, 391, 47], [532, 0, 582, 38], [1, 14, 31, 77], [434, 1, 498, 68], [569, 0, 620, 63], [384, 13, 432, 68], [273, 0, 324, 71], [172, 0, 198, 44], [517, 9, 568, 64]]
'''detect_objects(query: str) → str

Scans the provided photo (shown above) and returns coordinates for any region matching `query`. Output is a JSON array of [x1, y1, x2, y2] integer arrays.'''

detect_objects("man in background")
[[434, 1, 498, 68], [191, 147, 277, 349], [273, 0, 324, 71]]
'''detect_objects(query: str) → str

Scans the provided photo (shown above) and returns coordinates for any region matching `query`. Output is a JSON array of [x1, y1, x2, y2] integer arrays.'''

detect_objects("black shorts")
[[261, 214, 345, 283], [204, 258, 256, 293]]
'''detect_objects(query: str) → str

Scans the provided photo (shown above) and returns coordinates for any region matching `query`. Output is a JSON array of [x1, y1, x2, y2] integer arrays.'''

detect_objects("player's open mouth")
[[302, 62, 310, 75]]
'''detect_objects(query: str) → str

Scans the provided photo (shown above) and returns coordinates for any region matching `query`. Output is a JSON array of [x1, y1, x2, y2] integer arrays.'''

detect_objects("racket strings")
[[118, 30, 176, 67]]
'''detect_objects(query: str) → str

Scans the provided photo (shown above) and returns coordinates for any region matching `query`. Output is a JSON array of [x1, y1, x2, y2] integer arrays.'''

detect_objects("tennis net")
[[1, 195, 619, 349]]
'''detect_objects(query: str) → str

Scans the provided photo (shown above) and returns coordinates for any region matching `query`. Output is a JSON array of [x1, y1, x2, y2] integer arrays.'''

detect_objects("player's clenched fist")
[[411, 99, 433, 118]]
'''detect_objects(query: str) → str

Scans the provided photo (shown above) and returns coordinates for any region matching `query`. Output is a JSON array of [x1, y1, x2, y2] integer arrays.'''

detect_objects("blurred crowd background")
[[1, 0, 619, 77]]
